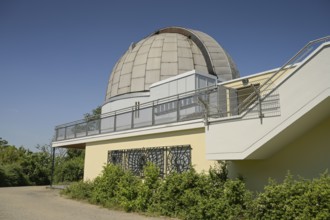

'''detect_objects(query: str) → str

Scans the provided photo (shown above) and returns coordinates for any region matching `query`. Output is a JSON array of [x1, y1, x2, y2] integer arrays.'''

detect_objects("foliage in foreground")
[[251, 172, 330, 220], [63, 163, 330, 220], [0, 138, 84, 187]]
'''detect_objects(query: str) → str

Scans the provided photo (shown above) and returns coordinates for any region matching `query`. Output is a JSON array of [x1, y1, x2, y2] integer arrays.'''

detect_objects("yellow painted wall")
[[229, 116, 330, 191], [84, 127, 214, 180]]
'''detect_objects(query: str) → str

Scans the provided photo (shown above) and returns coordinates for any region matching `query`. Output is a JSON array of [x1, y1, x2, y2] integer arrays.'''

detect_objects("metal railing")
[[54, 36, 330, 142], [54, 78, 279, 141], [237, 36, 330, 121]]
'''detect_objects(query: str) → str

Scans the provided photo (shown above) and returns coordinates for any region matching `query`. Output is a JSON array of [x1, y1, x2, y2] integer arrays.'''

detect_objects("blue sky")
[[0, 0, 329, 150]]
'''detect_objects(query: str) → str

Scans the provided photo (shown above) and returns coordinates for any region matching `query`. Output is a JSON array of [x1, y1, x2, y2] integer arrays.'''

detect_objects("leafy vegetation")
[[63, 162, 330, 220], [0, 137, 84, 187], [251, 171, 330, 219], [0, 107, 101, 186]]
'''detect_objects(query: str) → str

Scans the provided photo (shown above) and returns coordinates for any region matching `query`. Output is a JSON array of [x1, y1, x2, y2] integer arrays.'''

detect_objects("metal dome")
[[106, 27, 239, 101]]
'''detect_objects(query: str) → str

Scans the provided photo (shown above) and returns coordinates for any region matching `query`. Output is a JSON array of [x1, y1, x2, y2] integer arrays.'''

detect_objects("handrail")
[[237, 36, 330, 115], [55, 84, 218, 129]]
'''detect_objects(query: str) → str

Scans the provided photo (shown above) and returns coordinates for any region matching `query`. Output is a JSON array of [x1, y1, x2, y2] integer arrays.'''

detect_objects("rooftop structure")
[[106, 27, 239, 101]]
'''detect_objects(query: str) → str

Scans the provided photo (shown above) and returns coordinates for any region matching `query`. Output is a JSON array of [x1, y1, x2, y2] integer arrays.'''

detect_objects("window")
[[154, 101, 177, 116], [108, 145, 191, 177]]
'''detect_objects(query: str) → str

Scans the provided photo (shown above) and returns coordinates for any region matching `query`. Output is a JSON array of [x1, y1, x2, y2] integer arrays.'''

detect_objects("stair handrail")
[[237, 36, 330, 115]]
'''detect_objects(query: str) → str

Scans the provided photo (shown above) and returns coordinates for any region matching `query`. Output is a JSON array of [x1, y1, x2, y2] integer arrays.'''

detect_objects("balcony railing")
[[54, 76, 279, 142]]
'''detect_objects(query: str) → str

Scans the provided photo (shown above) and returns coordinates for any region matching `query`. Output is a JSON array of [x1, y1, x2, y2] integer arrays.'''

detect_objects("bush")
[[62, 164, 330, 220], [55, 156, 84, 183], [251, 171, 330, 220], [0, 164, 30, 186], [114, 169, 140, 211], [150, 169, 204, 218], [135, 162, 161, 212], [89, 164, 126, 207], [62, 180, 94, 200], [0, 165, 8, 186]]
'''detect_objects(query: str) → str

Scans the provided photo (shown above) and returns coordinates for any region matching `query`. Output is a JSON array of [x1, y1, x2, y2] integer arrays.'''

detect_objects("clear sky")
[[0, 0, 329, 150]]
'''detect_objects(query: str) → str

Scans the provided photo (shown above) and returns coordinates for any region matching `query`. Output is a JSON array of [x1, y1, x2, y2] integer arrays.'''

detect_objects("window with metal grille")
[[107, 145, 191, 177]]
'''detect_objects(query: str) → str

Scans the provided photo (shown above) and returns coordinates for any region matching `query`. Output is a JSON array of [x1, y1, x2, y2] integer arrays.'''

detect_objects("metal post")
[[74, 124, 77, 138], [50, 147, 55, 187], [114, 111, 117, 132], [176, 96, 180, 122], [55, 129, 58, 141], [131, 107, 134, 129], [86, 121, 88, 136], [152, 101, 155, 125], [98, 118, 101, 134], [251, 84, 264, 124]]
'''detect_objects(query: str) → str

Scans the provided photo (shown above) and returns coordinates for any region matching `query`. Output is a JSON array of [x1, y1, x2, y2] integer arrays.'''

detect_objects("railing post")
[[152, 101, 155, 125], [131, 107, 134, 129], [98, 118, 101, 134], [114, 111, 117, 132], [55, 128, 58, 141], [74, 124, 77, 138], [64, 127, 67, 140], [251, 84, 264, 124], [86, 121, 88, 136], [177, 96, 180, 122]]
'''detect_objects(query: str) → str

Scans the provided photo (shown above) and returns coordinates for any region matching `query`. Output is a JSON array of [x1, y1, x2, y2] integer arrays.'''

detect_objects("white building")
[[52, 27, 330, 191]]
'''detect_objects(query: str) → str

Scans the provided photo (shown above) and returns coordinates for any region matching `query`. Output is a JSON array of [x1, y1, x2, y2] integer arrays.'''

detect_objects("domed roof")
[[106, 27, 239, 101]]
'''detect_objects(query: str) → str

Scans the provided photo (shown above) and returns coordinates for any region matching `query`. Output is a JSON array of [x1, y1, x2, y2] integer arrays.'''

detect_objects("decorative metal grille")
[[166, 146, 191, 173], [146, 147, 164, 176], [107, 145, 191, 177], [108, 150, 124, 167], [127, 149, 146, 176]]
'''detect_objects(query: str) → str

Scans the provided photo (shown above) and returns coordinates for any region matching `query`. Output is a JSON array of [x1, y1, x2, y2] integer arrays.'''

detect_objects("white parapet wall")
[[205, 43, 330, 160]]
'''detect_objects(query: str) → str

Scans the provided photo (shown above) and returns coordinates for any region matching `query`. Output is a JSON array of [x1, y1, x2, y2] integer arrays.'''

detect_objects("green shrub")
[[55, 156, 84, 183], [0, 165, 9, 186], [135, 162, 161, 212], [114, 169, 141, 212], [62, 180, 94, 200], [150, 169, 202, 218], [0, 164, 30, 186], [251, 171, 330, 220], [90, 164, 126, 206], [180, 173, 251, 220], [62, 163, 330, 220]]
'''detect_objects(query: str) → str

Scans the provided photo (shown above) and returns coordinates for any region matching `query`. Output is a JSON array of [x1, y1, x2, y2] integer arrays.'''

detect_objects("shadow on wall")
[[228, 115, 330, 191]]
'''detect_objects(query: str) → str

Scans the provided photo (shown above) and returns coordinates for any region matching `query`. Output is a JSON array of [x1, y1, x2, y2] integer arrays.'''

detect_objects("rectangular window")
[[107, 145, 191, 177]]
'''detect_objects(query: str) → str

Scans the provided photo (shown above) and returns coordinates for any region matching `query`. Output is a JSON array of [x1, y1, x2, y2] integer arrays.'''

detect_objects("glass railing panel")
[[101, 116, 115, 133], [133, 107, 153, 128], [75, 122, 87, 137], [116, 112, 132, 131], [154, 100, 178, 125], [179, 96, 202, 121], [87, 119, 100, 135], [66, 125, 76, 139], [56, 127, 65, 141]]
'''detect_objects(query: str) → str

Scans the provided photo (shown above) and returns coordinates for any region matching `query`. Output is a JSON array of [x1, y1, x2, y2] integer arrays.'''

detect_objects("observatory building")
[[52, 27, 330, 191]]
